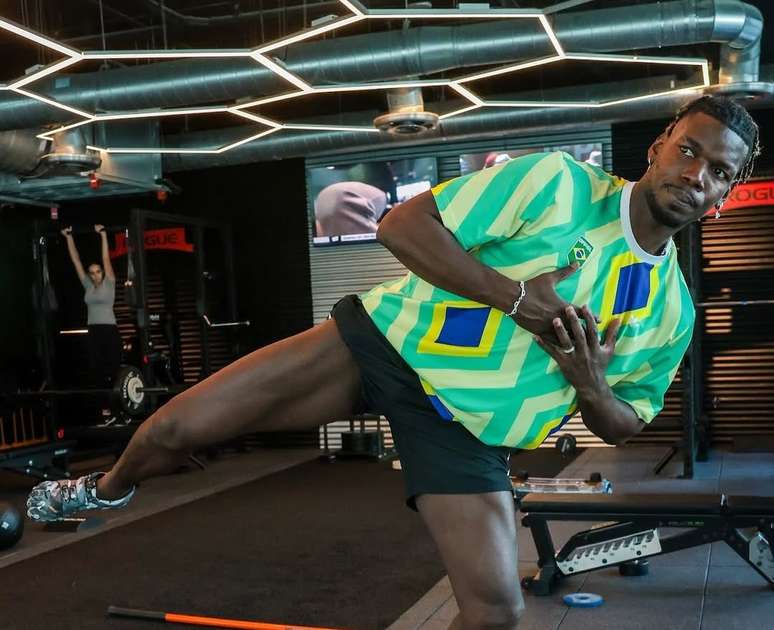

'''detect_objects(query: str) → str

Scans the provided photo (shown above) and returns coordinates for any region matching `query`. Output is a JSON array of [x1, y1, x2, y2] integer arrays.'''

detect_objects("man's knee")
[[458, 598, 525, 630], [147, 406, 192, 452]]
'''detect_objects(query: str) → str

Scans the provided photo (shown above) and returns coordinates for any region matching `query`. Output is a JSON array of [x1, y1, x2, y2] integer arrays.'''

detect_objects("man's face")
[[644, 111, 749, 229]]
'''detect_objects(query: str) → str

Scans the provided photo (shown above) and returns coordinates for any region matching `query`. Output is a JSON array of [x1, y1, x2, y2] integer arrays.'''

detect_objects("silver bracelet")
[[506, 281, 526, 318]]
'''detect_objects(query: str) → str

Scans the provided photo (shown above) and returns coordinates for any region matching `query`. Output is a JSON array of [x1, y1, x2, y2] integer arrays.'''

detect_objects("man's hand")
[[534, 305, 643, 445], [534, 304, 621, 395], [513, 263, 597, 346], [60, 226, 73, 237], [94, 224, 105, 234]]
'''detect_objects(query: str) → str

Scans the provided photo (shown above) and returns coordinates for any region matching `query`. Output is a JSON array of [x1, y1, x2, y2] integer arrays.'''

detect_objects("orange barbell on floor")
[[107, 605, 344, 630]]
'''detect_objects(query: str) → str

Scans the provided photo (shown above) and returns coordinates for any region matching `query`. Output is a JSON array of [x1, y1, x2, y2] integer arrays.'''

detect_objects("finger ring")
[[562, 345, 576, 354]]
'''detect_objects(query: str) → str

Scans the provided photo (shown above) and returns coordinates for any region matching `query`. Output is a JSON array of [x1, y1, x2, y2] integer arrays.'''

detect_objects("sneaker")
[[26, 472, 135, 522]]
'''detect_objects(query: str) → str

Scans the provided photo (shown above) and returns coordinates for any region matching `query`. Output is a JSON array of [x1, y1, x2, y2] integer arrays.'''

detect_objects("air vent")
[[374, 87, 439, 136], [25, 127, 101, 178]]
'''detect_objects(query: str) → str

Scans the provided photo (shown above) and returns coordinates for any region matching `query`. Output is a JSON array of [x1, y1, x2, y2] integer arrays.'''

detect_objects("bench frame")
[[519, 493, 774, 595]]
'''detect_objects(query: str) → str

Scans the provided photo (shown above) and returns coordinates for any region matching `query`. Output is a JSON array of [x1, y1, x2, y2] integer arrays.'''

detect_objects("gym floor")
[[2, 445, 773, 629]]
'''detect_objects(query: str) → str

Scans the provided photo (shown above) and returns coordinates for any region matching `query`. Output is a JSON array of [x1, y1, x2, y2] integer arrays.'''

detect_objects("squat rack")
[[1, 209, 246, 479]]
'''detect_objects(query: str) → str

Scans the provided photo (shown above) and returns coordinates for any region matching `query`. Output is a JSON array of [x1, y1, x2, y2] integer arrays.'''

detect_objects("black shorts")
[[331, 295, 513, 510]]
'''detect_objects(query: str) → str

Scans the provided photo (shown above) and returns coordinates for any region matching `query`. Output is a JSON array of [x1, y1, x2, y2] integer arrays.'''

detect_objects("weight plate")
[[126, 376, 145, 404], [563, 593, 604, 608], [113, 366, 147, 417]]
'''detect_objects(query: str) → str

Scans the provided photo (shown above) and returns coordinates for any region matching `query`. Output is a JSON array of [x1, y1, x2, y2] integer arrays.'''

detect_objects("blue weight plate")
[[563, 592, 604, 608]]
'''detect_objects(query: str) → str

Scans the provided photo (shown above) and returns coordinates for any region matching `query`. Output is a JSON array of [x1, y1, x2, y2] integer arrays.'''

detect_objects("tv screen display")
[[308, 157, 437, 246], [459, 143, 603, 176]]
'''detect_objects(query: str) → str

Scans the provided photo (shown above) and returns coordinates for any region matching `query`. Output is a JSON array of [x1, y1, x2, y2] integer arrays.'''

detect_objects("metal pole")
[[696, 299, 774, 308], [679, 222, 704, 477], [131, 209, 151, 384], [195, 225, 210, 378]]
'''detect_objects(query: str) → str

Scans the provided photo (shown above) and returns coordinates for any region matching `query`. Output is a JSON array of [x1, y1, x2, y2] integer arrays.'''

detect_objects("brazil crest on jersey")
[[360, 151, 695, 448]]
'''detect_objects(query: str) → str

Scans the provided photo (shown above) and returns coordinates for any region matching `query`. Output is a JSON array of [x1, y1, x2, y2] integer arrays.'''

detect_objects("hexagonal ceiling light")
[[1, 1, 711, 155]]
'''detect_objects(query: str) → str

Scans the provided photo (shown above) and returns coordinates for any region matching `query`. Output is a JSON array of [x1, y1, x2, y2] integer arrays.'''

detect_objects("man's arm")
[[377, 190, 520, 313], [534, 305, 645, 445], [576, 385, 645, 445], [378, 189, 586, 345]]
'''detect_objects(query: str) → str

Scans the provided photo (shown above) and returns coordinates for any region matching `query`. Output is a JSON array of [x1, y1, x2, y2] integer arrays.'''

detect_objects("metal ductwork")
[[0, 0, 762, 134], [0, 130, 48, 174], [0, 127, 100, 179], [162, 72, 774, 172]]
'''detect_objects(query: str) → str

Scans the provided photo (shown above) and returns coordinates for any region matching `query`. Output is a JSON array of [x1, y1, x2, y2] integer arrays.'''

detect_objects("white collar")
[[620, 180, 671, 265]]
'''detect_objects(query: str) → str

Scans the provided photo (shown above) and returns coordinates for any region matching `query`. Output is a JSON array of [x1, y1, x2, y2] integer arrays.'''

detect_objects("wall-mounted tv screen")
[[459, 143, 603, 176], [308, 157, 438, 246]]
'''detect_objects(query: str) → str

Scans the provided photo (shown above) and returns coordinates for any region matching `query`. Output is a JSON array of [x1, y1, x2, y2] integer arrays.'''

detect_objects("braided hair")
[[665, 95, 762, 202]]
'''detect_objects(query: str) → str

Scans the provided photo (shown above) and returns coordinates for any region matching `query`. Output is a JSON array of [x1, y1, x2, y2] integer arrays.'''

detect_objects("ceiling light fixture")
[[8, 56, 82, 89], [250, 53, 314, 92], [4, 0, 711, 155]]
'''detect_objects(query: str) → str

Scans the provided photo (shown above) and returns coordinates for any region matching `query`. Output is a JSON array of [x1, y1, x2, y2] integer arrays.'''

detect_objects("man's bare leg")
[[98, 319, 363, 499], [416, 492, 523, 630]]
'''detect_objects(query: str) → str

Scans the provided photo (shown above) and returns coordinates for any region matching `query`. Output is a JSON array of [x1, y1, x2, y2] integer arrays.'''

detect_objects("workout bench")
[[519, 492, 774, 595]]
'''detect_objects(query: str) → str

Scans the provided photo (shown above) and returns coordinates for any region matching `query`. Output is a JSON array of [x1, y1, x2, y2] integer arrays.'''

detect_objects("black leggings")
[[87, 324, 123, 388]]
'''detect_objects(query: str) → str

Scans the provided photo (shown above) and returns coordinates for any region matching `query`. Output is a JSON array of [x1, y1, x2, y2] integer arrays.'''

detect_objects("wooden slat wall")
[[307, 129, 613, 449], [0, 407, 48, 452], [701, 201, 774, 443], [613, 109, 774, 448]]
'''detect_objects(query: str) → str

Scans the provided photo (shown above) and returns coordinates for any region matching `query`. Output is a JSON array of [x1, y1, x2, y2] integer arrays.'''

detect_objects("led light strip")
[[230, 110, 283, 127], [255, 14, 365, 54], [88, 145, 221, 154], [216, 127, 282, 152], [485, 100, 600, 108], [82, 50, 252, 60], [365, 9, 543, 18], [439, 103, 483, 120], [250, 53, 313, 92], [11, 87, 94, 119], [315, 79, 450, 93], [0, 15, 78, 56], [9, 56, 82, 89], [37, 118, 94, 140], [283, 123, 380, 132], [457, 55, 563, 83], [599, 83, 706, 108], [448, 83, 484, 106], [232, 91, 309, 110], [39, 106, 237, 140]]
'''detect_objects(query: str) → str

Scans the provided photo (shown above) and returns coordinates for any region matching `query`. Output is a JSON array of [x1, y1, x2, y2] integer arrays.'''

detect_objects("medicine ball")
[[0, 502, 23, 551]]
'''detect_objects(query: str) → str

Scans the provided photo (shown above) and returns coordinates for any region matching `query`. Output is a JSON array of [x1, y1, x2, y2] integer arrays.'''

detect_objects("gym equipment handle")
[[5, 386, 170, 399], [203, 314, 251, 328]]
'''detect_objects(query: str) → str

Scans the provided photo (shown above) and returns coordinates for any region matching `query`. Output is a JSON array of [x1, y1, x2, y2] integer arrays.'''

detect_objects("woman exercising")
[[61, 224, 122, 420]]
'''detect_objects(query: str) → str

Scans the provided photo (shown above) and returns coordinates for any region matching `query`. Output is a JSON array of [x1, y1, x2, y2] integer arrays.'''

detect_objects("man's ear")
[[647, 132, 667, 165]]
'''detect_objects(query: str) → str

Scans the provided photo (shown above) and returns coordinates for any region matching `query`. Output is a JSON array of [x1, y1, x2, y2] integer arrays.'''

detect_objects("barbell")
[[2, 366, 183, 417]]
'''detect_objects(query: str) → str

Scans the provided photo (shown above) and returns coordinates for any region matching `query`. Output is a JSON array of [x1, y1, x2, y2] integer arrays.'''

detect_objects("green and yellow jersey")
[[361, 151, 695, 448]]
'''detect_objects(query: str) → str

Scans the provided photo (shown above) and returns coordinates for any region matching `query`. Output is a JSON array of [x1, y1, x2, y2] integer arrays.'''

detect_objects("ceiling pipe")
[[0, 0, 760, 131], [0, 130, 48, 174], [162, 71, 774, 172]]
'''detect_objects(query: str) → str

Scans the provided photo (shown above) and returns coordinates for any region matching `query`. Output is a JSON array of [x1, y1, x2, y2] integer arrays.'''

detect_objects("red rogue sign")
[[110, 227, 195, 258], [713, 180, 774, 213]]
